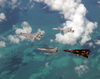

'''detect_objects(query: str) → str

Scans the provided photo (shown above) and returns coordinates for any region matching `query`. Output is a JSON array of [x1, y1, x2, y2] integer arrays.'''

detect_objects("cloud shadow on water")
[[0, 55, 28, 75]]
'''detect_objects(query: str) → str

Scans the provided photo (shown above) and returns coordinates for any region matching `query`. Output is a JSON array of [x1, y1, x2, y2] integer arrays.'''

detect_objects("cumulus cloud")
[[14, 21, 45, 41], [94, 39, 100, 45], [74, 65, 89, 77], [0, 0, 6, 7], [45, 62, 49, 67], [8, 0, 21, 9], [42, 6, 48, 10], [88, 42, 93, 47], [15, 21, 32, 41], [0, 13, 6, 22], [0, 41, 6, 47], [11, 0, 17, 5], [97, 1, 100, 4], [93, 46, 96, 48], [31, 5, 34, 8], [38, 29, 45, 35], [8, 35, 20, 44], [0, 36, 6, 41], [50, 39, 54, 43], [15, 21, 32, 34], [34, 0, 97, 45], [27, 0, 35, 9], [83, 59, 89, 64]]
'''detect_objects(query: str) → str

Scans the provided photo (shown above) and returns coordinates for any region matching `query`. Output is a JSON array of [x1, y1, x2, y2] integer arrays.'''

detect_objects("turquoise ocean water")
[[0, 0, 100, 79]]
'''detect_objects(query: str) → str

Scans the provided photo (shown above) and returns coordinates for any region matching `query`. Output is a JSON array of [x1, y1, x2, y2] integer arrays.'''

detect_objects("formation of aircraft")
[[16, 27, 90, 58], [37, 47, 58, 54], [17, 32, 43, 41], [52, 27, 74, 34]]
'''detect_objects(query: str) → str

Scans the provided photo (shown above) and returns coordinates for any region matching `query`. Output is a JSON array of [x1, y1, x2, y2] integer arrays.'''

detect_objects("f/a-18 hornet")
[[17, 32, 43, 40], [52, 27, 74, 34], [63, 49, 90, 58], [37, 47, 58, 54]]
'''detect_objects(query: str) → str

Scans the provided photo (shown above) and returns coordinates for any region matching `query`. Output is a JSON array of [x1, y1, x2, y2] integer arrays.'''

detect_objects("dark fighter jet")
[[63, 49, 90, 58], [37, 47, 58, 54]]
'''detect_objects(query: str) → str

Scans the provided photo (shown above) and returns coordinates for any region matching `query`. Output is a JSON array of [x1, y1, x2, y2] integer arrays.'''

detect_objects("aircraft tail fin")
[[53, 47, 58, 54], [54, 50, 58, 54], [36, 37, 40, 40]]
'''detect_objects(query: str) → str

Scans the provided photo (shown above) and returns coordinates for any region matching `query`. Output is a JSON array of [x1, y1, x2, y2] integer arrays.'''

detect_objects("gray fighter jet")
[[53, 27, 74, 34], [17, 32, 43, 40], [37, 47, 58, 54]]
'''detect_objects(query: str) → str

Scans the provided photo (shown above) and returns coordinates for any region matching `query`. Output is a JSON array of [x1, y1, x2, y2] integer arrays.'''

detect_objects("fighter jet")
[[17, 32, 43, 40], [37, 47, 58, 54], [52, 27, 74, 34], [63, 49, 90, 58]]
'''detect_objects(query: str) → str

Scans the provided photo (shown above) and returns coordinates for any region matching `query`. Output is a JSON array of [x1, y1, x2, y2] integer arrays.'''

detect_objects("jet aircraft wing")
[[49, 47, 55, 49], [29, 35, 34, 40]]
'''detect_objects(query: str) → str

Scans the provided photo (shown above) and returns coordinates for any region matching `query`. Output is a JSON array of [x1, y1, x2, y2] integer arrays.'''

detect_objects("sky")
[[0, 0, 100, 79]]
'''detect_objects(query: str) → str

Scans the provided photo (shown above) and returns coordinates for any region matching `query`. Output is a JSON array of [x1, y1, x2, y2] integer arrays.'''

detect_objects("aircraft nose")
[[37, 48, 40, 50]]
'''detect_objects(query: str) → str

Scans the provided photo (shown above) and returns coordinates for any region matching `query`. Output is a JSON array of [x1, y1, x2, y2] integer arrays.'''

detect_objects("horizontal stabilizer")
[[52, 28, 58, 30]]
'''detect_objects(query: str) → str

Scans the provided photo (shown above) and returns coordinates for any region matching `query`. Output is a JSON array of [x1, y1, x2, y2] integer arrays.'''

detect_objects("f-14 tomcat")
[[52, 27, 74, 34], [63, 49, 90, 58], [17, 32, 43, 40], [37, 47, 58, 54]]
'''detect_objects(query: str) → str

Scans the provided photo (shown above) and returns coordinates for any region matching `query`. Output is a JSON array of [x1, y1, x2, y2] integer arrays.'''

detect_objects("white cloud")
[[74, 65, 89, 77], [42, 6, 48, 9], [8, 0, 21, 9], [0, 36, 6, 41], [93, 46, 96, 48], [11, 0, 17, 5], [27, 0, 35, 9], [0, 41, 6, 47], [15, 21, 32, 34], [8, 35, 20, 44], [34, 0, 97, 45], [45, 62, 49, 67], [31, 5, 34, 8], [97, 1, 100, 4], [83, 59, 89, 64], [88, 42, 93, 47], [0, 0, 6, 7], [50, 39, 54, 43], [29, 0, 32, 3], [38, 29, 45, 35], [14, 21, 45, 41], [0, 13, 6, 22], [15, 21, 32, 41], [95, 39, 100, 45]]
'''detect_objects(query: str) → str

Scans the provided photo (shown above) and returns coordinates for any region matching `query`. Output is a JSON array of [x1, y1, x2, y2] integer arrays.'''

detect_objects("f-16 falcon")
[[52, 27, 74, 34], [17, 32, 43, 40], [63, 49, 90, 58], [37, 47, 58, 54]]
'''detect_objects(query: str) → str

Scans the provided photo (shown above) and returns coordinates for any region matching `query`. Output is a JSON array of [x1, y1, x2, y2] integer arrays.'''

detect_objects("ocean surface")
[[0, 0, 100, 79]]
